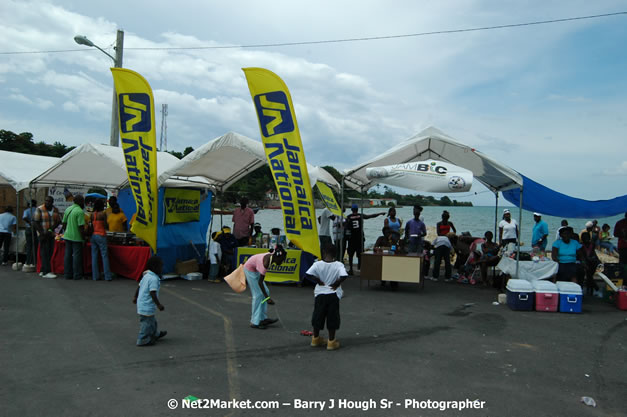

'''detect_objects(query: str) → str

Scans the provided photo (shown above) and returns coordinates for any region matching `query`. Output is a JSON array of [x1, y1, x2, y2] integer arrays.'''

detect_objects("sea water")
[[211, 206, 623, 250]]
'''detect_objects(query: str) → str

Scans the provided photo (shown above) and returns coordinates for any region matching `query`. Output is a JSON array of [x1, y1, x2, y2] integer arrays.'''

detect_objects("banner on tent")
[[243, 67, 320, 259], [163, 188, 200, 224], [237, 247, 302, 283], [49, 186, 90, 213], [366, 160, 473, 193], [111, 68, 158, 252], [316, 181, 342, 217]]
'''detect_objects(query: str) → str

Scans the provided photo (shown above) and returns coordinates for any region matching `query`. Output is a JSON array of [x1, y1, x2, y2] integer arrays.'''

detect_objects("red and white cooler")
[[532, 280, 558, 312], [616, 289, 627, 311]]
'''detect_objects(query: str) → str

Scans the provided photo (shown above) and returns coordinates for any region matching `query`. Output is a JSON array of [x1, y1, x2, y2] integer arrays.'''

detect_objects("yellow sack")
[[224, 264, 247, 293]]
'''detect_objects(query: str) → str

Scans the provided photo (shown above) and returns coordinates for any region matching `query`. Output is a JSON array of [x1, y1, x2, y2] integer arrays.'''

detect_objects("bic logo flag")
[[119, 93, 151, 133], [243, 67, 320, 259], [253, 91, 294, 137], [111, 68, 158, 253]]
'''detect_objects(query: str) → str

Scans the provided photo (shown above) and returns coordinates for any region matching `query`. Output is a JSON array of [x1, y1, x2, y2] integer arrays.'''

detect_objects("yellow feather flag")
[[316, 181, 342, 217], [243, 68, 320, 258], [111, 68, 158, 252]]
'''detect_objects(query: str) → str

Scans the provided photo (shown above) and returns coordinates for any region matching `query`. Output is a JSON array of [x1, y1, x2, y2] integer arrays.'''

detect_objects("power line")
[[1, 11, 625, 56]]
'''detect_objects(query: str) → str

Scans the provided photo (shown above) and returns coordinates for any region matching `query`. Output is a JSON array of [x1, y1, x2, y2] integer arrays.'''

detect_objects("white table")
[[496, 256, 558, 281]]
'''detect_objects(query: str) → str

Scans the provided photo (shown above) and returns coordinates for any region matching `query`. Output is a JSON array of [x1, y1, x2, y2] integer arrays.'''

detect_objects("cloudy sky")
[[1, 0, 626, 205]]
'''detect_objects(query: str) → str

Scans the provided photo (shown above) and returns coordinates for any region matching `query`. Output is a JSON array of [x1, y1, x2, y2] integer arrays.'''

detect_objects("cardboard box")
[[175, 259, 198, 275]]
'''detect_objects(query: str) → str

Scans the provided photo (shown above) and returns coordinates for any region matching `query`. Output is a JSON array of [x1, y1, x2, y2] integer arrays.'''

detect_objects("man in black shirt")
[[345, 203, 386, 275]]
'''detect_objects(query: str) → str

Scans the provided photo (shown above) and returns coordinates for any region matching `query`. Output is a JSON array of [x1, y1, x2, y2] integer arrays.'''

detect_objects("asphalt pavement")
[[1, 265, 625, 417]]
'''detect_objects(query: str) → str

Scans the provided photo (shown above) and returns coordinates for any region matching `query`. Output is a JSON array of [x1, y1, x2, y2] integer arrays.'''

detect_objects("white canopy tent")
[[157, 131, 341, 255], [0, 150, 62, 264], [343, 126, 526, 279], [344, 126, 522, 192], [0, 150, 60, 192], [158, 131, 341, 191], [29, 143, 209, 189]]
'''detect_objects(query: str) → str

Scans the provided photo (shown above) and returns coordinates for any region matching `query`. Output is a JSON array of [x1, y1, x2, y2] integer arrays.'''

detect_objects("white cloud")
[[8, 93, 33, 104], [602, 161, 627, 176], [35, 98, 53, 109], [63, 101, 79, 112]]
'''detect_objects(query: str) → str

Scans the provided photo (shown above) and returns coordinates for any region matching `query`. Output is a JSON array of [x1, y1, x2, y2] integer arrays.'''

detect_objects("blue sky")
[[1, 0, 626, 205]]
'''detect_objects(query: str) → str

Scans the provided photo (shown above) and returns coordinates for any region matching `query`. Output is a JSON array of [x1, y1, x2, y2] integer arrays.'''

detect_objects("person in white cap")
[[498, 209, 518, 247], [555, 219, 568, 241], [531, 213, 549, 250], [579, 221, 594, 243]]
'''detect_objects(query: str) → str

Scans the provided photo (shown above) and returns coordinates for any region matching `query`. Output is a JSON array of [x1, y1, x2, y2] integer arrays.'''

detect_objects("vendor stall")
[[360, 251, 424, 289], [235, 247, 316, 283], [36, 239, 151, 281], [496, 256, 558, 281]]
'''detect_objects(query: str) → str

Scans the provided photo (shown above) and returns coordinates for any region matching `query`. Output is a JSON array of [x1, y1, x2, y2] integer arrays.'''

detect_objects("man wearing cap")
[[498, 209, 518, 247], [345, 203, 385, 275], [252, 223, 264, 247], [531, 213, 549, 250], [580, 221, 595, 243]]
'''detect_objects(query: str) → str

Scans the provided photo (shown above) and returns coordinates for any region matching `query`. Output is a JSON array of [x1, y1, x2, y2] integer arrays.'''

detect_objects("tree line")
[[1, 129, 471, 207]]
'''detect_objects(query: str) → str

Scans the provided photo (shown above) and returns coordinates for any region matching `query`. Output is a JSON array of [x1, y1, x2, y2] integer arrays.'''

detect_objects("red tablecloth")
[[37, 240, 151, 281]]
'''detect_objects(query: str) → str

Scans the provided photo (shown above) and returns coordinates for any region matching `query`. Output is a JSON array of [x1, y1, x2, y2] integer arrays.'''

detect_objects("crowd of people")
[[0, 194, 141, 280], [310, 205, 627, 293]]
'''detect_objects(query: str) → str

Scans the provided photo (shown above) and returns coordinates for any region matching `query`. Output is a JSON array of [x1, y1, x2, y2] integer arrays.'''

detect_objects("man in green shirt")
[[62, 195, 86, 280]]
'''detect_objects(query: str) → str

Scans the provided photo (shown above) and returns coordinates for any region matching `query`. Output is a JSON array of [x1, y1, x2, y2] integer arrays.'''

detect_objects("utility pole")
[[110, 29, 124, 147], [160, 104, 168, 151]]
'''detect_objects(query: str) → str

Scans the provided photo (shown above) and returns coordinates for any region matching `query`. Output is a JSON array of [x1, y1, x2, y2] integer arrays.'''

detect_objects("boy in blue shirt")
[[133, 256, 167, 346]]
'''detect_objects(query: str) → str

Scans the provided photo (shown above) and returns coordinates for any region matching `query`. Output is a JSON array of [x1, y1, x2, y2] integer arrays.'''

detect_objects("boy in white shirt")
[[208, 232, 222, 283], [305, 244, 348, 351]]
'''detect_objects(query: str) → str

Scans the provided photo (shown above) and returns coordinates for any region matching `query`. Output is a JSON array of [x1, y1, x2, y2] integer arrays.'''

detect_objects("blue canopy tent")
[[502, 174, 627, 219], [118, 187, 212, 274]]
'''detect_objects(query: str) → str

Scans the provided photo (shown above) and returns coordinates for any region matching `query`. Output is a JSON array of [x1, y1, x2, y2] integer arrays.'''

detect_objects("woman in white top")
[[498, 209, 518, 247]]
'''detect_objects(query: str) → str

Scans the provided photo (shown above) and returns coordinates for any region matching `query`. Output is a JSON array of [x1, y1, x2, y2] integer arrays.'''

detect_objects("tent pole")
[[340, 175, 345, 262], [494, 191, 499, 238], [493, 191, 499, 287], [515, 186, 523, 279], [15, 190, 20, 268], [28, 187, 36, 267], [360, 187, 365, 262]]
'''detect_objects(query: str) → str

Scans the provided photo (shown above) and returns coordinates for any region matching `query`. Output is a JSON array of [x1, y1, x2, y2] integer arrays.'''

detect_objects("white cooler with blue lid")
[[556, 282, 583, 313], [506, 279, 534, 311]]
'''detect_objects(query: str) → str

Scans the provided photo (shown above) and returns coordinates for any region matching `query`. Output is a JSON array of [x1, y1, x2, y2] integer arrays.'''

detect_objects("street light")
[[74, 30, 124, 146]]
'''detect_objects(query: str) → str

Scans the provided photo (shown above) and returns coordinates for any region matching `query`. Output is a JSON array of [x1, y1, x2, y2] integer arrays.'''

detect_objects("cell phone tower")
[[159, 103, 168, 151]]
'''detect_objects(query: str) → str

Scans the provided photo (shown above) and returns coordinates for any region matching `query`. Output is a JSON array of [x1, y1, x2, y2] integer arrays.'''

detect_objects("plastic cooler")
[[616, 290, 627, 311], [506, 279, 534, 311], [556, 282, 583, 313], [532, 280, 558, 312]]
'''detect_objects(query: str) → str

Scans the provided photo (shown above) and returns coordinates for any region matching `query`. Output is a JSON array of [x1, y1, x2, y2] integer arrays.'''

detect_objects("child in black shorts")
[[305, 244, 348, 350]]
